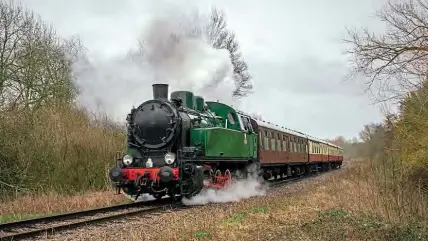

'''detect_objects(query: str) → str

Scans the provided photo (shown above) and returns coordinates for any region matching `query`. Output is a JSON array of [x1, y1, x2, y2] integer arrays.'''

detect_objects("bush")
[[393, 81, 428, 190], [0, 105, 126, 200]]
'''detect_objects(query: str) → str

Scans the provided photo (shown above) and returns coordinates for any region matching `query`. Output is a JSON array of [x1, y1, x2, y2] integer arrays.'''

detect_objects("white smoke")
[[135, 13, 240, 106], [72, 7, 241, 121], [182, 164, 268, 206]]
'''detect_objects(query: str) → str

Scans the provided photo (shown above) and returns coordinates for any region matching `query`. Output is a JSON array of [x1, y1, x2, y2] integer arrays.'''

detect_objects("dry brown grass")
[[0, 189, 129, 223], [48, 160, 426, 241]]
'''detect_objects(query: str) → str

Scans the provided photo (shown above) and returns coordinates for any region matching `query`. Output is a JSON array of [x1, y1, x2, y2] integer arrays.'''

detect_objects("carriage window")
[[282, 135, 287, 151], [259, 131, 263, 149], [264, 130, 269, 150], [271, 132, 276, 151], [296, 139, 299, 152], [291, 137, 297, 152]]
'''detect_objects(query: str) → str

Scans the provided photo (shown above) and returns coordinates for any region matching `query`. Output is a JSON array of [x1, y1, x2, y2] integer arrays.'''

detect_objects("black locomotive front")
[[125, 84, 182, 168], [109, 84, 198, 200]]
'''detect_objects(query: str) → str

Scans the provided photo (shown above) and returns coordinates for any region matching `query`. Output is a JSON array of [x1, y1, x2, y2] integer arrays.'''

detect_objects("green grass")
[[300, 208, 428, 241], [223, 205, 270, 225], [251, 205, 269, 213], [194, 232, 210, 239], [0, 213, 46, 224]]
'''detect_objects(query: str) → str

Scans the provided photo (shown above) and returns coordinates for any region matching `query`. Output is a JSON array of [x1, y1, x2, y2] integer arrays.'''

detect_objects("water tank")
[[170, 91, 194, 109], [194, 96, 205, 112]]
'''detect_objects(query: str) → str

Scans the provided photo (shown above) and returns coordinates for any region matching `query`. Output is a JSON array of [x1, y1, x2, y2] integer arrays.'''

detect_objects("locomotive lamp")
[[123, 154, 133, 166], [164, 152, 176, 164], [146, 158, 153, 168]]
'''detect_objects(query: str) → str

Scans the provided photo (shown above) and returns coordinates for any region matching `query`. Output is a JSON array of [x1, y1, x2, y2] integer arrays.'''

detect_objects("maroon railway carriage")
[[250, 118, 343, 180]]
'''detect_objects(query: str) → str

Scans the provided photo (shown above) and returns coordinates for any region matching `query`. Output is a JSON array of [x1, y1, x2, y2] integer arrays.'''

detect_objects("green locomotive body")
[[109, 84, 257, 200], [190, 127, 257, 159], [190, 101, 257, 160]]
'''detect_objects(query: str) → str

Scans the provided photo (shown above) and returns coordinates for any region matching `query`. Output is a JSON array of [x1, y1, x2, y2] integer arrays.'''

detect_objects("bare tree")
[[358, 123, 384, 142], [206, 7, 253, 98], [0, 0, 83, 111], [344, 0, 428, 103]]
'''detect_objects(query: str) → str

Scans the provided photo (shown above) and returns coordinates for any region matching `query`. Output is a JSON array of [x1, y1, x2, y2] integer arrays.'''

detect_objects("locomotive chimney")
[[152, 84, 169, 100]]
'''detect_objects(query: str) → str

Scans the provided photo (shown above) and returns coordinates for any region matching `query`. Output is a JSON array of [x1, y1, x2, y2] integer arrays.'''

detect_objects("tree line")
[[345, 0, 428, 189]]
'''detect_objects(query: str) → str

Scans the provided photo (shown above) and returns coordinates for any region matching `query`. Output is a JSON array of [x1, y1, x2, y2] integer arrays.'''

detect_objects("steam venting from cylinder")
[[152, 84, 169, 100]]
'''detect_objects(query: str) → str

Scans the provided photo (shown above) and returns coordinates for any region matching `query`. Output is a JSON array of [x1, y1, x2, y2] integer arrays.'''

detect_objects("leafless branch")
[[344, 0, 428, 103], [206, 7, 253, 97]]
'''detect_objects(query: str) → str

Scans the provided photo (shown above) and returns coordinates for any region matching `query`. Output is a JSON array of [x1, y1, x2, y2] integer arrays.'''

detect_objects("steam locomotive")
[[109, 84, 343, 200]]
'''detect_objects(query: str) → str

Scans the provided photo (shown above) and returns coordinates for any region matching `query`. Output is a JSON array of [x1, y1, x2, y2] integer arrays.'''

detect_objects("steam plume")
[[73, 7, 241, 121], [182, 163, 267, 206]]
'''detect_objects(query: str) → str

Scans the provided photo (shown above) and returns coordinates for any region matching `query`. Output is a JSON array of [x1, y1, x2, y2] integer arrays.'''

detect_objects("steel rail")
[[0, 197, 175, 230], [0, 200, 184, 241]]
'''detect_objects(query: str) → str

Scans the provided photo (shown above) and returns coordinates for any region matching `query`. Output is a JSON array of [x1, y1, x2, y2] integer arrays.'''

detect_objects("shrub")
[[0, 105, 126, 200]]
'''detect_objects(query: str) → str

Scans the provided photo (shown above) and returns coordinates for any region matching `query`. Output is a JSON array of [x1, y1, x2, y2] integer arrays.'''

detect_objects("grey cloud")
[[249, 57, 365, 97]]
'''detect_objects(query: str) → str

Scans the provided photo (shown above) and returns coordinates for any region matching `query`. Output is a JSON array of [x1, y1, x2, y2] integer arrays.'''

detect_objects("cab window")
[[240, 115, 253, 132], [227, 113, 235, 125]]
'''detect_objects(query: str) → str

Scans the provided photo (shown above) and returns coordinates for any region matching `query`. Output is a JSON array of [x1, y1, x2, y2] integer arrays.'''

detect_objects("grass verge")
[[0, 189, 129, 224], [117, 160, 428, 241]]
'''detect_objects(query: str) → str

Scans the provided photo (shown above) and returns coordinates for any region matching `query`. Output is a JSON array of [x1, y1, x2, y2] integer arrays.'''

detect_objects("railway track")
[[0, 198, 185, 241], [0, 164, 344, 241]]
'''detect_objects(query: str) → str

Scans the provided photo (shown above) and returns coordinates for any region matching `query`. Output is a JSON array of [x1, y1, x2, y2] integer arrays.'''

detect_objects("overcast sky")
[[19, 0, 389, 140]]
